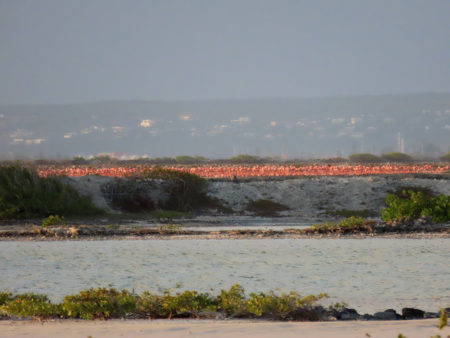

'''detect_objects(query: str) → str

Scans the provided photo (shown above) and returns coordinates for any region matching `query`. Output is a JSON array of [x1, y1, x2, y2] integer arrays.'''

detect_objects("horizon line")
[[1, 91, 450, 107]]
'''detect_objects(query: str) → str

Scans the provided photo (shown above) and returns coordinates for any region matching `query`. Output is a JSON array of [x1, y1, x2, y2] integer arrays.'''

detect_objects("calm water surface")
[[1, 238, 449, 313]]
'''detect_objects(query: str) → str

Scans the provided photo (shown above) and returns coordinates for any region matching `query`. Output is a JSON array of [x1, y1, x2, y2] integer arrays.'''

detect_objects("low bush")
[[245, 199, 290, 216], [217, 284, 247, 317], [108, 183, 155, 213], [348, 153, 380, 163], [139, 168, 209, 211], [229, 155, 262, 164], [245, 291, 328, 320], [71, 156, 88, 165], [132, 167, 228, 212], [0, 286, 329, 321], [156, 224, 182, 233], [392, 186, 436, 199], [339, 216, 364, 227], [0, 293, 60, 319], [175, 155, 208, 164], [42, 215, 66, 227], [441, 152, 450, 162], [61, 288, 137, 320], [381, 190, 450, 223], [0, 165, 103, 219], [137, 290, 217, 319], [311, 217, 370, 232], [0, 291, 13, 306], [438, 308, 448, 330], [105, 169, 230, 214], [381, 152, 412, 162]]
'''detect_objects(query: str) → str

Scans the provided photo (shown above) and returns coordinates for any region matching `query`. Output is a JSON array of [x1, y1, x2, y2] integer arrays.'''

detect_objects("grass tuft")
[[0, 164, 103, 219]]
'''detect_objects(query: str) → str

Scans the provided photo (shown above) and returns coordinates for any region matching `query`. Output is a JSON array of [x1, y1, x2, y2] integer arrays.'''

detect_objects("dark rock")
[[289, 307, 320, 321], [402, 307, 425, 319], [313, 306, 331, 321], [414, 216, 433, 226], [363, 313, 374, 320], [337, 308, 360, 320], [424, 311, 439, 319], [374, 224, 386, 233], [373, 309, 400, 320]]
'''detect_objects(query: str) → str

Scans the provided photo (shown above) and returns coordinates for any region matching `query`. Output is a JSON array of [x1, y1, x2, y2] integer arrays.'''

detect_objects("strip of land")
[[1, 319, 448, 338], [0, 220, 449, 241]]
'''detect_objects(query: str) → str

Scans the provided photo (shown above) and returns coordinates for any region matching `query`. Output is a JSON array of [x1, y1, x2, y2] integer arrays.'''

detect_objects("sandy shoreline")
[[1, 319, 448, 338], [1, 217, 449, 241], [1, 231, 449, 241]]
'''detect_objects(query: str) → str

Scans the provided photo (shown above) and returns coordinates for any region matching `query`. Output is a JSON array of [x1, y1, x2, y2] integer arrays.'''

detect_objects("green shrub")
[[348, 153, 380, 163], [216, 284, 247, 317], [175, 155, 208, 164], [441, 152, 450, 162], [245, 199, 290, 216], [42, 215, 66, 227], [0, 293, 59, 319], [91, 155, 115, 164], [136, 288, 217, 319], [61, 288, 137, 320], [0, 291, 13, 306], [135, 291, 164, 318], [138, 167, 210, 211], [246, 292, 289, 318], [381, 152, 413, 162], [438, 308, 448, 330], [392, 186, 436, 198], [381, 190, 450, 223], [71, 156, 88, 165], [245, 291, 327, 319], [108, 182, 155, 213], [158, 290, 217, 318], [0, 286, 329, 320], [339, 216, 364, 227], [156, 224, 181, 232], [312, 217, 365, 231], [0, 165, 103, 219], [229, 155, 262, 164], [311, 221, 338, 230]]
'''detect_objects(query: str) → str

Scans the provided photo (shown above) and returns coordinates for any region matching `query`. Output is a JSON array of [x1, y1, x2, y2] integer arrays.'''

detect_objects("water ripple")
[[0, 238, 449, 313]]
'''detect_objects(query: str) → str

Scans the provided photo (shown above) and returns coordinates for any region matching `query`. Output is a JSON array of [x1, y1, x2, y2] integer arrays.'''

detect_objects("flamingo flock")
[[37, 164, 450, 179]]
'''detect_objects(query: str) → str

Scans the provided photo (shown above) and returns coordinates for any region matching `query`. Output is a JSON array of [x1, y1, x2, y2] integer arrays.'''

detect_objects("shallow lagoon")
[[1, 238, 449, 314]]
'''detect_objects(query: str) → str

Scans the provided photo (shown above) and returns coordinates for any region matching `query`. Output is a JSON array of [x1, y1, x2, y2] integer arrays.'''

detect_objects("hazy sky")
[[1, 0, 450, 105]]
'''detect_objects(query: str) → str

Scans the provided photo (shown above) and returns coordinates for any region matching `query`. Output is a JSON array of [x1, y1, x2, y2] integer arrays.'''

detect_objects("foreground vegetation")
[[0, 287, 447, 325], [135, 167, 210, 211], [0, 286, 327, 320], [111, 167, 227, 213], [382, 190, 450, 223], [0, 164, 228, 219], [0, 165, 103, 219]]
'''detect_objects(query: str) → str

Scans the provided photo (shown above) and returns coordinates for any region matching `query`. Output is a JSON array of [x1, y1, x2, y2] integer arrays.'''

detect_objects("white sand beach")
[[1, 319, 448, 338]]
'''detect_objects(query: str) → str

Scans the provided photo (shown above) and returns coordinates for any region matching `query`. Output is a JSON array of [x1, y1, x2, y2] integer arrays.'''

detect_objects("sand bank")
[[64, 174, 450, 218], [1, 319, 448, 338]]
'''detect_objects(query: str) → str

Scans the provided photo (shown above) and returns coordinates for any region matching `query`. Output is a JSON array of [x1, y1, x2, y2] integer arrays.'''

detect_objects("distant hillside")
[[1, 93, 449, 159]]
